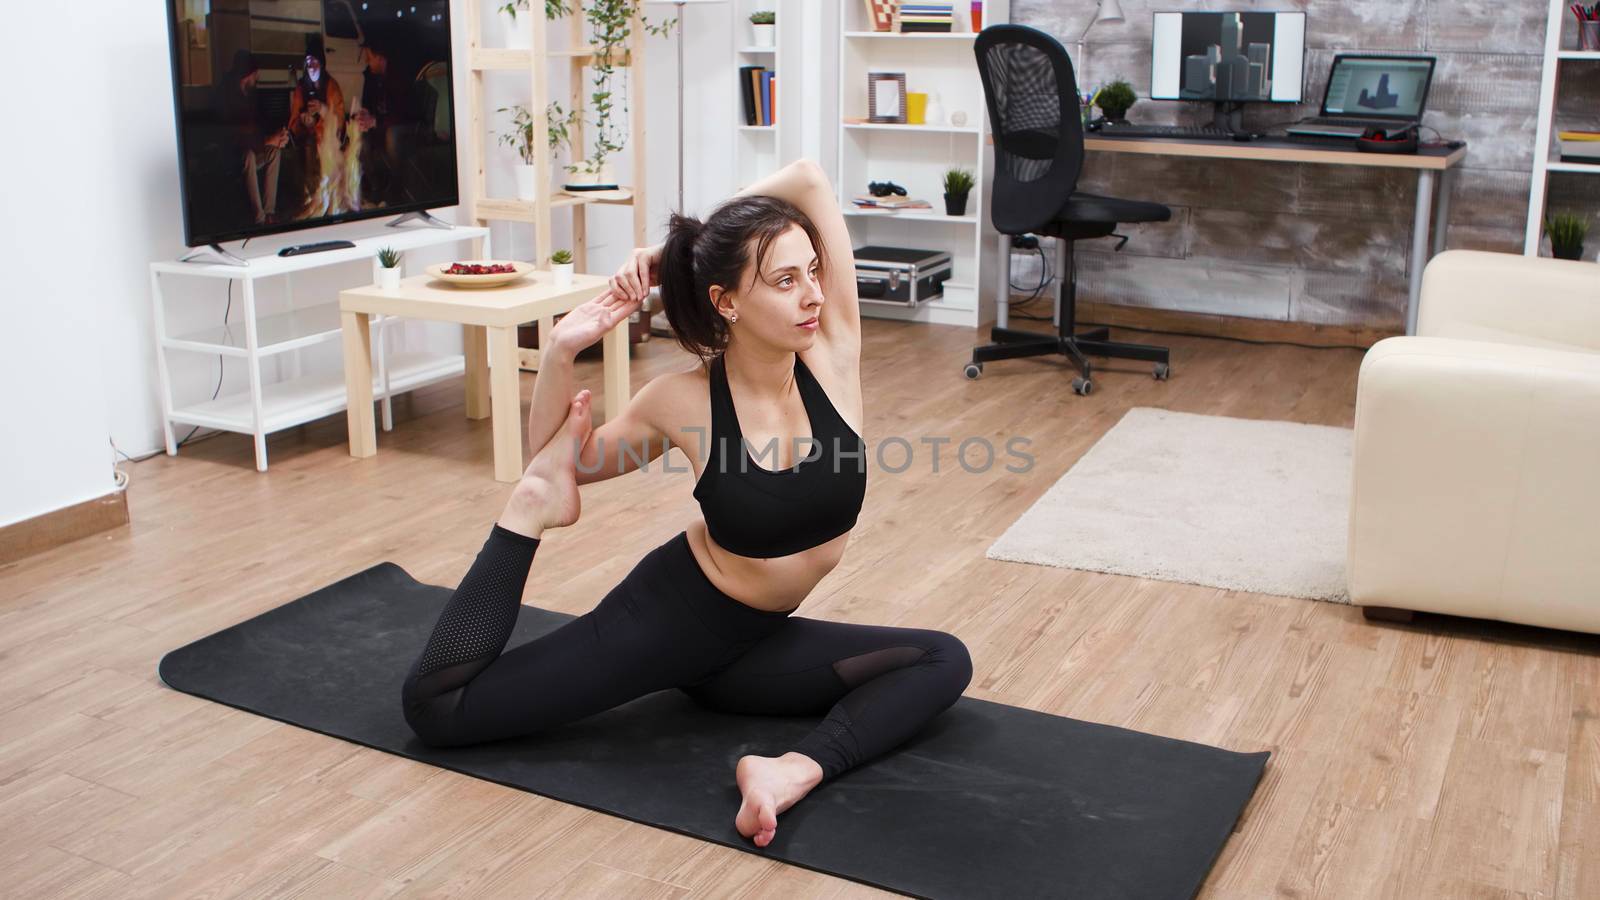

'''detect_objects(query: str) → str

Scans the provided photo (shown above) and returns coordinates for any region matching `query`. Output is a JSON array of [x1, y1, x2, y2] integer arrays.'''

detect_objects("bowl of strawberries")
[[425, 260, 534, 288]]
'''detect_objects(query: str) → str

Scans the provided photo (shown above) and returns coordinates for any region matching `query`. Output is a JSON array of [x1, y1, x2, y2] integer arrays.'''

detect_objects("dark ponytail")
[[656, 195, 828, 365]]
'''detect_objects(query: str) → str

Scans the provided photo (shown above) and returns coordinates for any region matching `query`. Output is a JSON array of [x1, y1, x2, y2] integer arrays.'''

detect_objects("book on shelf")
[[852, 194, 933, 210], [738, 66, 776, 126], [898, 2, 954, 31], [1557, 130, 1600, 141], [738, 65, 759, 125]]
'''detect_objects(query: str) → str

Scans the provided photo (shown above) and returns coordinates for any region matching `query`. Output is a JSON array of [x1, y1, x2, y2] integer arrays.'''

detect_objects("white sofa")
[[1348, 249, 1600, 632]]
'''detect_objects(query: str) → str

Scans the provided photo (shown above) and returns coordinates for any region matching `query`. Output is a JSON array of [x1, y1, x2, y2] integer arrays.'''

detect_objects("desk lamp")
[[1076, 0, 1124, 78]]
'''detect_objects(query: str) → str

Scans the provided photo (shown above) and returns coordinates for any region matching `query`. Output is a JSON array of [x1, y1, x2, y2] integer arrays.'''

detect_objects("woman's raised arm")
[[733, 160, 860, 357]]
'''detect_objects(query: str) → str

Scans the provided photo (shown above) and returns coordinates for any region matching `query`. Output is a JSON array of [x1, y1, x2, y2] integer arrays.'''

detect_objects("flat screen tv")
[[165, 0, 459, 248]]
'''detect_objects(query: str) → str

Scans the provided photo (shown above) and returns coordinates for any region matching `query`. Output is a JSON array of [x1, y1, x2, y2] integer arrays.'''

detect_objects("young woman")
[[400, 159, 972, 848]]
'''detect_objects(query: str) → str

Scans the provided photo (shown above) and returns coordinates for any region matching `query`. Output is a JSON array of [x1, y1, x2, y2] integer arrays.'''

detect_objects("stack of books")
[[898, 3, 954, 32], [738, 66, 776, 126], [851, 194, 933, 212], [1558, 130, 1600, 165]]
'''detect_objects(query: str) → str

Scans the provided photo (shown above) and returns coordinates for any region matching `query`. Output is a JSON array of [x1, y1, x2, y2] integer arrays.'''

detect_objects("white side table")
[[149, 225, 491, 472]]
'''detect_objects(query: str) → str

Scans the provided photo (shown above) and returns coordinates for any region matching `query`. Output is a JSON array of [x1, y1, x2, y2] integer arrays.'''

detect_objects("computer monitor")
[[1150, 11, 1305, 129], [1320, 55, 1434, 120]]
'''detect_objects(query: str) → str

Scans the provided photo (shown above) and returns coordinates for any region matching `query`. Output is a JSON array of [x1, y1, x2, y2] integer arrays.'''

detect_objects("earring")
[[730, 313, 738, 324]]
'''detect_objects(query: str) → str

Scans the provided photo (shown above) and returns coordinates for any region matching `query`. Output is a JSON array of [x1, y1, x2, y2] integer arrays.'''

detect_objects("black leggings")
[[400, 525, 973, 782]]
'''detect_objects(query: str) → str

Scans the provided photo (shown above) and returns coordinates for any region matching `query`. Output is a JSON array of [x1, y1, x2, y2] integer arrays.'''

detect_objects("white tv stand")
[[149, 224, 491, 472]]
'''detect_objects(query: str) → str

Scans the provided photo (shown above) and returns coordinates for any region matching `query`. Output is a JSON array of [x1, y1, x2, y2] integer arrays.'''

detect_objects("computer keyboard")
[[1093, 123, 1252, 141]]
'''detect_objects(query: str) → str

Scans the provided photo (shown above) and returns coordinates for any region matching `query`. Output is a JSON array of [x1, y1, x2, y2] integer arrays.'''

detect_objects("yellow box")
[[907, 92, 927, 125]]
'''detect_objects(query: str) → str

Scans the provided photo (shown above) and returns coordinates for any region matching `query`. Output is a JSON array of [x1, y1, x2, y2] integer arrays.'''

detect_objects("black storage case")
[[853, 245, 953, 307]]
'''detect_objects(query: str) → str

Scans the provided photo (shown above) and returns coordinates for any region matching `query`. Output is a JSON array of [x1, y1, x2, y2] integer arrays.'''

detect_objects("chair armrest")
[[1348, 336, 1600, 631], [1416, 250, 1600, 354]]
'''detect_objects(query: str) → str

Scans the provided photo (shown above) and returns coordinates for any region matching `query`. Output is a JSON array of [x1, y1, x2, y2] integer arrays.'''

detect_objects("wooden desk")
[[998, 133, 1468, 334], [338, 271, 625, 482]]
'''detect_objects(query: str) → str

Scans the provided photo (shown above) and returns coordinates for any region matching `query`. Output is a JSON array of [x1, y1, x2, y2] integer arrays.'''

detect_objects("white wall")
[[0, 0, 752, 530], [0, 3, 126, 529]]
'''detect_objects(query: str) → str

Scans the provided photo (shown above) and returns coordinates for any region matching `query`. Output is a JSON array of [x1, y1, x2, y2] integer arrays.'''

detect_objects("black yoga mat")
[[159, 562, 1268, 900]]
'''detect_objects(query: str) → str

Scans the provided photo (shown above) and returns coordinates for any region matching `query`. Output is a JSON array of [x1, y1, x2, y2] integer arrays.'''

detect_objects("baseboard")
[[1072, 302, 1399, 349], [0, 490, 130, 566]]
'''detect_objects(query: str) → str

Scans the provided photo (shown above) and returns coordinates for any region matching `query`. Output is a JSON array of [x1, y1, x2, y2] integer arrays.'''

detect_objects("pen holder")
[[1582, 21, 1600, 51]]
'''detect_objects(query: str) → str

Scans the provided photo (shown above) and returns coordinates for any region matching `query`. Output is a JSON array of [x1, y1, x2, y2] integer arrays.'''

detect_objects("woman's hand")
[[609, 243, 663, 306], [546, 289, 643, 357]]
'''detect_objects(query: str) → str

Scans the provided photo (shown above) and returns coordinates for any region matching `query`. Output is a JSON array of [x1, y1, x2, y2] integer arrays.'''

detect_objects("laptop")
[[1286, 54, 1436, 139]]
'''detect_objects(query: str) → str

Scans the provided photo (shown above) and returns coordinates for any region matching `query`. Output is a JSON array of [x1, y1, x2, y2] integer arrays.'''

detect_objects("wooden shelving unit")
[[463, 2, 650, 368], [1524, 0, 1600, 256]]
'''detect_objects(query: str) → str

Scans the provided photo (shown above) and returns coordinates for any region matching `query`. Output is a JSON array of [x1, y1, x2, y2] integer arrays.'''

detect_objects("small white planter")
[[499, 10, 531, 49], [515, 163, 537, 200], [551, 263, 574, 287], [751, 23, 774, 46], [377, 267, 401, 291]]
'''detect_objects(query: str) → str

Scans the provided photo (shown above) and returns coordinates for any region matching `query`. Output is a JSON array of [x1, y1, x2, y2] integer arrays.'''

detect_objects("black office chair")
[[966, 24, 1171, 395]]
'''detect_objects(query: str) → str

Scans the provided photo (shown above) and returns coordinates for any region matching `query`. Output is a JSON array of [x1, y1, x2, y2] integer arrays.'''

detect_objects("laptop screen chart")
[[1324, 59, 1431, 117]]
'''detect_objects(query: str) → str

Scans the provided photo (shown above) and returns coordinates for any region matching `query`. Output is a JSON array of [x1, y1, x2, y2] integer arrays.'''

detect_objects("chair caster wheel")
[[1072, 376, 1093, 396], [964, 362, 983, 380], [1153, 363, 1170, 381]]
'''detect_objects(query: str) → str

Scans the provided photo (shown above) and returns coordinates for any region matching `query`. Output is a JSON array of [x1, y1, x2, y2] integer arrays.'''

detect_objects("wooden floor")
[[4, 317, 1598, 899]]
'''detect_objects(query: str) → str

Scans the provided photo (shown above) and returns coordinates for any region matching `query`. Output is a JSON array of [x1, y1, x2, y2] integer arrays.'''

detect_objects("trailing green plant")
[[498, 102, 584, 168], [574, 0, 676, 176], [749, 10, 775, 24], [1095, 79, 1137, 118], [1545, 212, 1588, 255], [377, 246, 402, 269], [499, 0, 573, 21], [550, 249, 573, 265], [943, 167, 975, 195]]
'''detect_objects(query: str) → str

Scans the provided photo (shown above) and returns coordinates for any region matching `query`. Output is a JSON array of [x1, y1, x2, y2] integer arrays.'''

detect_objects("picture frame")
[[867, 72, 908, 124]]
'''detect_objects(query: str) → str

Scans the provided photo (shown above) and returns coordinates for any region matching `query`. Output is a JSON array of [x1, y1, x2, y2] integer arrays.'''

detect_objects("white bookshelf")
[[1524, 0, 1600, 256], [732, 0, 793, 189], [836, 0, 1009, 328]]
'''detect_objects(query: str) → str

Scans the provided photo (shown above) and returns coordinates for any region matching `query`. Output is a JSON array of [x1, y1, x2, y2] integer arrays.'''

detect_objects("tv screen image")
[[166, 0, 458, 247]]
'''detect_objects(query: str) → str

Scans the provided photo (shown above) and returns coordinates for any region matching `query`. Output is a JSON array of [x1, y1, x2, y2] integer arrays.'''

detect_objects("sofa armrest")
[[1348, 336, 1600, 631], [1417, 250, 1600, 355]]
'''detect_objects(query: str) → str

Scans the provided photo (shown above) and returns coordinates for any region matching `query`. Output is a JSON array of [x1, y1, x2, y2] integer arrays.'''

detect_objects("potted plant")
[[376, 246, 402, 291], [550, 248, 574, 286], [1095, 79, 1137, 123], [943, 167, 975, 216], [750, 10, 775, 47], [498, 0, 572, 49], [498, 102, 583, 199], [1546, 212, 1588, 261], [564, 0, 675, 189]]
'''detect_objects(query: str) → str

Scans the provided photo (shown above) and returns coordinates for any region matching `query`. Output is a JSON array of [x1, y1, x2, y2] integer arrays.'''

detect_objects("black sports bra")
[[692, 353, 868, 559]]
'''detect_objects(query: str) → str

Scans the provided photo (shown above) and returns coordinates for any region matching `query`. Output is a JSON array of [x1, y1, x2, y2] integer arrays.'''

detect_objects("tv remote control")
[[278, 240, 357, 257]]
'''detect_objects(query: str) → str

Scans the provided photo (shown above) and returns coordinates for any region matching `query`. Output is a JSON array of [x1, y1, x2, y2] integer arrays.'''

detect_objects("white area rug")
[[986, 407, 1353, 602]]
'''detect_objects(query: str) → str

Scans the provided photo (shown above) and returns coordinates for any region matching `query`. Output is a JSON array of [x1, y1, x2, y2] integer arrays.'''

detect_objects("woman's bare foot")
[[734, 752, 825, 847], [497, 390, 593, 539]]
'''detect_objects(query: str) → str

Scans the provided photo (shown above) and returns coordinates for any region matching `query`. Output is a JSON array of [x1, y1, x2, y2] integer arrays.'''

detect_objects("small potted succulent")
[[550, 248, 574, 286], [750, 10, 775, 47], [943, 167, 975, 216], [1546, 212, 1588, 261], [1095, 79, 1137, 123], [376, 246, 402, 291]]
